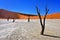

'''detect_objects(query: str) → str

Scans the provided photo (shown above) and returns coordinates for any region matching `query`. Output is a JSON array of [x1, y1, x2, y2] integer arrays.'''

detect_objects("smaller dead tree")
[[12, 18, 15, 22], [36, 6, 49, 35], [7, 17, 9, 21], [7, 17, 10, 21], [28, 16, 30, 22]]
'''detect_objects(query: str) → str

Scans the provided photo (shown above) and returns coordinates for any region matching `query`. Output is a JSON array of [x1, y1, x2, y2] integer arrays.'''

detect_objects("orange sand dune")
[[46, 13, 60, 19], [0, 9, 38, 19], [0, 9, 60, 19]]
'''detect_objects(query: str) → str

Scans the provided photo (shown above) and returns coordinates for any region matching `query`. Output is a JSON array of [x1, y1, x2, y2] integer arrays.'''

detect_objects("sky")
[[0, 0, 60, 15]]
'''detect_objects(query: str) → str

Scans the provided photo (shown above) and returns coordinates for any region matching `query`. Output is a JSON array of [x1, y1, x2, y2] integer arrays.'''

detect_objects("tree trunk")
[[41, 18, 45, 35], [12, 18, 15, 22], [41, 24, 45, 35], [28, 16, 30, 22]]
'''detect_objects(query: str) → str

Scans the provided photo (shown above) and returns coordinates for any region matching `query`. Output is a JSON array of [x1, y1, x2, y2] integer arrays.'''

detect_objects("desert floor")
[[0, 19, 60, 40]]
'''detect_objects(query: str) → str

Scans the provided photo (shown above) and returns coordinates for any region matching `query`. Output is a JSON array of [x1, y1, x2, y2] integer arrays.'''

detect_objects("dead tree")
[[36, 6, 49, 35], [7, 17, 10, 21], [28, 16, 30, 22], [12, 18, 15, 22]]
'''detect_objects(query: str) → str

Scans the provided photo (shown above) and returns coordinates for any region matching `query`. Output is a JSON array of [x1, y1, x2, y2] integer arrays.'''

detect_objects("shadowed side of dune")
[[0, 9, 39, 19]]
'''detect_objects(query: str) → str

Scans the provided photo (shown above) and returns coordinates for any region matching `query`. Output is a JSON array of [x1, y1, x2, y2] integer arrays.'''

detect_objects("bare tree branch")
[[43, 6, 49, 26], [36, 6, 43, 26]]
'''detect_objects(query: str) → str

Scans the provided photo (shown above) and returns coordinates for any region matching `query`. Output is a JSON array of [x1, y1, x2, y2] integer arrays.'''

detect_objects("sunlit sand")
[[0, 19, 60, 40]]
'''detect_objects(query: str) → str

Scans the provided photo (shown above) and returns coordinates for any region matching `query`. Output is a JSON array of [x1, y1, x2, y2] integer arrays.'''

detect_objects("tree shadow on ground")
[[42, 34, 60, 38]]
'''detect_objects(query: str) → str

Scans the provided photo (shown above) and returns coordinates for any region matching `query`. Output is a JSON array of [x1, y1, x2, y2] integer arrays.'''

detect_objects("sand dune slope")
[[0, 9, 60, 19]]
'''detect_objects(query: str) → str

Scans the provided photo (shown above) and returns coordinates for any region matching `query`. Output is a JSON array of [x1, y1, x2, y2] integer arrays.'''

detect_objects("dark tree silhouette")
[[12, 18, 15, 22], [36, 6, 49, 35], [7, 17, 10, 21], [28, 16, 30, 22]]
